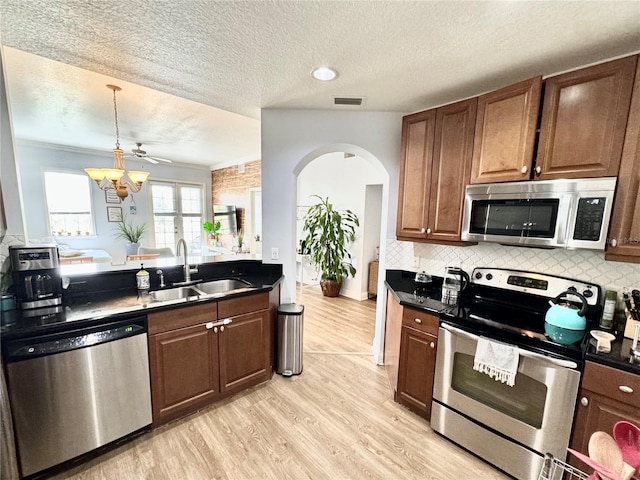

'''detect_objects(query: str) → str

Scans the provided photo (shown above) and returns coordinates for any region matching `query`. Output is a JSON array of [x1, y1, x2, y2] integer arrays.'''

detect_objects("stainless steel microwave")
[[461, 177, 617, 250]]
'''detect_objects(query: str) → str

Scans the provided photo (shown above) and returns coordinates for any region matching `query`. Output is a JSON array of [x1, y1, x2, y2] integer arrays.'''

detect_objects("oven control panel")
[[471, 267, 601, 306]]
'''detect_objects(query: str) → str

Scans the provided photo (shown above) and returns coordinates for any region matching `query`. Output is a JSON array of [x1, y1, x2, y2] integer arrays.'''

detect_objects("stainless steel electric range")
[[431, 267, 602, 480]]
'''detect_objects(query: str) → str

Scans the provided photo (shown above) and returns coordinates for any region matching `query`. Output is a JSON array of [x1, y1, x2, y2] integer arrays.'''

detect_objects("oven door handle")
[[440, 323, 579, 370]]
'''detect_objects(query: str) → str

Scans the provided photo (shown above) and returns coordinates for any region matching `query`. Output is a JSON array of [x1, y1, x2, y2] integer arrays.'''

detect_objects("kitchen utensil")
[[414, 271, 432, 286], [591, 330, 616, 353], [613, 421, 640, 470], [589, 431, 635, 480], [441, 267, 469, 305], [544, 290, 588, 345], [568, 448, 623, 480]]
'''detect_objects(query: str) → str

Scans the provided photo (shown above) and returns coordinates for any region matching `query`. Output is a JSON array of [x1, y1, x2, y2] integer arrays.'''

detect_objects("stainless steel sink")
[[150, 286, 203, 302], [196, 279, 253, 295]]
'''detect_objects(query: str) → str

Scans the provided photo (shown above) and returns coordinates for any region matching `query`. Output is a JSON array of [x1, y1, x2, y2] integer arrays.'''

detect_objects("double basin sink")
[[149, 279, 255, 303]]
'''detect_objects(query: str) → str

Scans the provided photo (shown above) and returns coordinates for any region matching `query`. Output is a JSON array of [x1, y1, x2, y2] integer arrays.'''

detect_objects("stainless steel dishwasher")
[[4, 316, 152, 477]]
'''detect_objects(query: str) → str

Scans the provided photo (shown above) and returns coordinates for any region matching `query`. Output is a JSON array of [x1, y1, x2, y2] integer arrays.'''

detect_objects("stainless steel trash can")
[[277, 303, 304, 376]]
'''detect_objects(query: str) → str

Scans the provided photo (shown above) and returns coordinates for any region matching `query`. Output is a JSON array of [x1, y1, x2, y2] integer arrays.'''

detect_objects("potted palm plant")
[[114, 215, 146, 257], [302, 195, 359, 297], [203, 220, 221, 245]]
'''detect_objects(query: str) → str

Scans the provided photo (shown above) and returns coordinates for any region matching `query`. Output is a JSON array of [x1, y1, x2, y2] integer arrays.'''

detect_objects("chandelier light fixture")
[[85, 84, 150, 199]]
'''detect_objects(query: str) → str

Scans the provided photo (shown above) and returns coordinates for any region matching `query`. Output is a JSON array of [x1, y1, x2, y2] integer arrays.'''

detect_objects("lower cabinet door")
[[570, 389, 640, 472], [218, 310, 270, 394], [397, 326, 437, 419], [149, 323, 219, 426]]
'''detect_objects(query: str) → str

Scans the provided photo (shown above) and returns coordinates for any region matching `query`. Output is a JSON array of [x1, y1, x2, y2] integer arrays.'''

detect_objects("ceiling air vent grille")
[[334, 96, 363, 106]]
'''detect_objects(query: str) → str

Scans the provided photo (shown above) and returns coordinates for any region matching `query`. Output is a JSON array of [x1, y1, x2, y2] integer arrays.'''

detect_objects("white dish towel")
[[473, 337, 520, 387]]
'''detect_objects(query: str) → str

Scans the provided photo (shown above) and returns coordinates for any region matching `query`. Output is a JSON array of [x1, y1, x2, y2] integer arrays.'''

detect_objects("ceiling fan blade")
[[149, 156, 173, 164], [143, 157, 160, 164]]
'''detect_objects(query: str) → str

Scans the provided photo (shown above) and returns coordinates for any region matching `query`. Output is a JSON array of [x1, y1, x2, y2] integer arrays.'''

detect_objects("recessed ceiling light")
[[312, 67, 337, 81]]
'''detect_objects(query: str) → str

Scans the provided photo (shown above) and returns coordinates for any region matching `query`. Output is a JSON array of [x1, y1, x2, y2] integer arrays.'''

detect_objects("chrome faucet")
[[176, 238, 198, 284]]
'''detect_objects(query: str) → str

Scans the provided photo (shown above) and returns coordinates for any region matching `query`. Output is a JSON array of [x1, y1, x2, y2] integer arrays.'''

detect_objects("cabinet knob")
[[213, 326, 218, 333], [426, 228, 432, 234], [580, 397, 589, 407], [420, 227, 426, 233], [611, 238, 618, 247], [521, 166, 528, 174], [220, 325, 225, 332], [619, 386, 634, 394], [535, 166, 542, 175], [414, 318, 422, 324], [430, 342, 435, 349]]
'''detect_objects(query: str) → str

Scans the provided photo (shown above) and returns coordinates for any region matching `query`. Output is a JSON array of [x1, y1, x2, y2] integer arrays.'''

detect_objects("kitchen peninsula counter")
[[1, 259, 282, 340]]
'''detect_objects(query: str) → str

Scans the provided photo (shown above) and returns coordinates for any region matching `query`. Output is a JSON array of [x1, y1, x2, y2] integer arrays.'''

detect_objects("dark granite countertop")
[[385, 269, 448, 314], [1, 260, 283, 341], [585, 332, 640, 376]]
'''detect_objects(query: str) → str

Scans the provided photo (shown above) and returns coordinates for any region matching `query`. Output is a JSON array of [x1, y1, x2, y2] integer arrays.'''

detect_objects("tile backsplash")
[[385, 239, 640, 297]]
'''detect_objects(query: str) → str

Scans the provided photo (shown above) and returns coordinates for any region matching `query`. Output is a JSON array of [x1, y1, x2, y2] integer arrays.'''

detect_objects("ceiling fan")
[[128, 142, 173, 164]]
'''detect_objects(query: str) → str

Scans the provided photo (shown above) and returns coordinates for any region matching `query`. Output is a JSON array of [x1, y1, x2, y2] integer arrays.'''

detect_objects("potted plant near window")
[[203, 220, 221, 246], [114, 215, 146, 257], [302, 195, 359, 297]]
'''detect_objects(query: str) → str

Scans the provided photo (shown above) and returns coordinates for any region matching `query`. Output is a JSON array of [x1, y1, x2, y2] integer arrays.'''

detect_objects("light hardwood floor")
[[53, 286, 508, 480]]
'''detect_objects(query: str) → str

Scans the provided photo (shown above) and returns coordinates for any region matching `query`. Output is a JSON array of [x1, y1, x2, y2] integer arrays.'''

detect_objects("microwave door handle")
[[440, 323, 578, 369]]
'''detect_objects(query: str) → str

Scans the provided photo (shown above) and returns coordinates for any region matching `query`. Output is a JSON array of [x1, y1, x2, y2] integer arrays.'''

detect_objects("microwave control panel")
[[573, 197, 606, 241]]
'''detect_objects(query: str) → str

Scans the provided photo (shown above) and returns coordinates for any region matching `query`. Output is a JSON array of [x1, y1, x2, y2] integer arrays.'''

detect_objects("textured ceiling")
[[1, 1, 640, 168]]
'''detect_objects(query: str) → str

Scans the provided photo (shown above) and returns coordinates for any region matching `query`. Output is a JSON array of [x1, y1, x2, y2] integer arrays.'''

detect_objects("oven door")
[[432, 323, 581, 460]]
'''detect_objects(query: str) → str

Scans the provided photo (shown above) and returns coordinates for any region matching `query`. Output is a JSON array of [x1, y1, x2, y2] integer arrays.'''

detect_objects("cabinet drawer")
[[581, 361, 640, 407], [148, 301, 218, 335], [218, 292, 269, 319], [402, 308, 439, 336]]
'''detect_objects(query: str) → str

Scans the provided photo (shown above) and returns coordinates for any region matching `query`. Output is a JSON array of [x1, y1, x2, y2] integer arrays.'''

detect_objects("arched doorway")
[[293, 144, 389, 363]]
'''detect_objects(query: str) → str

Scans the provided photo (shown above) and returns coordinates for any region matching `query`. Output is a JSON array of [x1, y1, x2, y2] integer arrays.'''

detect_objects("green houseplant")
[[302, 195, 359, 297], [114, 215, 146, 256], [203, 220, 221, 244]]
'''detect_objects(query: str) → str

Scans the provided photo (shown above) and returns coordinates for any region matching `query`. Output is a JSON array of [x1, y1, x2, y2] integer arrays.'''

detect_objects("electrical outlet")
[[271, 247, 279, 260], [413, 257, 420, 268]]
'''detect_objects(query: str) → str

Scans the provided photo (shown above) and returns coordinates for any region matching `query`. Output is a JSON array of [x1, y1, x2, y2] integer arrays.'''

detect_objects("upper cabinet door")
[[606, 58, 640, 264], [428, 98, 477, 242], [536, 55, 638, 180], [470, 77, 542, 184], [396, 110, 436, 239]]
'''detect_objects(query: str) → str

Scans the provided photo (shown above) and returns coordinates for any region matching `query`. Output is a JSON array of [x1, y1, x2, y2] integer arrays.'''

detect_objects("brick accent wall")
[[211, 160, 261, 233]]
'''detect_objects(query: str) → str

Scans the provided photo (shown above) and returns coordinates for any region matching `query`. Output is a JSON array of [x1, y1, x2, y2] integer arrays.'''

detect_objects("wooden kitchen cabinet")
[[384, 290, 403, 392], [395, 305, 439, 419], [368, 261, 379, 298], [470, 76, 542, 184], [569, 362, 640, 472], [606, 56, 640, 264], [536, 55, 637, 180], [148, 291, 273, 427], [384, 293, 440, 418], [148, 302, 219, 426], [397, 98, 477, 243], [218, 292, 271, 395]]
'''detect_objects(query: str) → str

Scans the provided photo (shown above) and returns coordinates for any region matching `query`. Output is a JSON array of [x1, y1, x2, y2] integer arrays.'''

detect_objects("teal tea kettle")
[[544, 290, 588, 345]]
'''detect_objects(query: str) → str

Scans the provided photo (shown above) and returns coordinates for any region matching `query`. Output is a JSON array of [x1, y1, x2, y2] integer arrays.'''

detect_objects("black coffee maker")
[[10, 245, 63, 310]]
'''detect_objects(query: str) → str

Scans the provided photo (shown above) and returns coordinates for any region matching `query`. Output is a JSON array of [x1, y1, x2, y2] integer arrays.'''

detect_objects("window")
[[44, 171, 95, 236], [149, 181, 204, 254]]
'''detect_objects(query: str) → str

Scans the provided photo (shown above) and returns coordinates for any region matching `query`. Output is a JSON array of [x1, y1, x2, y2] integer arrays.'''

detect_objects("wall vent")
[[334, 96, 364, 106]]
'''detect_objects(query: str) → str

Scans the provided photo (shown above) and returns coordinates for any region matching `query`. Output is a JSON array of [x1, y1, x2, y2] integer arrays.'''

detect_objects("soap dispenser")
[[136, 264, 150, 291]]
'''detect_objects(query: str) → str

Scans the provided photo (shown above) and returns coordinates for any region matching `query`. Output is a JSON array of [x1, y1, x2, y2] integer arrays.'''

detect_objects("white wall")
[[261, 108, 403, 362], [15, 142, 212, 259], [297, 152, 385, 300]]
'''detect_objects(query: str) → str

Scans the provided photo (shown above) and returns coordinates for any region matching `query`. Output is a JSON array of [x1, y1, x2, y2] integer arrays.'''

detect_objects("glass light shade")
[[84, 168, 106, 181], [312, 67, 337, 81], [128, 171, 150, 184], [104, 169, 125, 182]]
